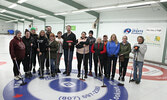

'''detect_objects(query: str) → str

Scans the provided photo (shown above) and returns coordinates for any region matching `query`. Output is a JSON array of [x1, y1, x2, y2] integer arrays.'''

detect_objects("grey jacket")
[[132, 43, 147, 62]]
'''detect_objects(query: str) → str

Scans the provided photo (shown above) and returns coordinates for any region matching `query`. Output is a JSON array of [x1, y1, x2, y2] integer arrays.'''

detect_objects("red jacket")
[[91, 43, 106, 54], [9, 36, 25, 60]]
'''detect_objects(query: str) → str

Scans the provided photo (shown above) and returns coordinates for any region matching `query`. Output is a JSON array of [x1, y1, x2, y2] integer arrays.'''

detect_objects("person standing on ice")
[[76, 32, 89, 78], [22, 29, 36, 78], [106, 34, 120, 80], [9, 30, 25, 80], [61, 25, 76, 76], [118, 36, 131, 82], [45, 26, 52, 74], [130, 36, 147, 84], [87, 30, 96, 76], [30, 27, 38, 74], [91, 37, 106, 78], [102, 35, 108, 77], [55, 31, 63, 73], [37, 30, 48, 77], [47, 33, 58, 77]]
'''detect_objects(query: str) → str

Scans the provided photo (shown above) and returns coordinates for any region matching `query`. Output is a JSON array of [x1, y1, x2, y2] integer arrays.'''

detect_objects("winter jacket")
[[22, 36, 36, 56], [106, 41, 120, 57], [37, 36, 48, 53], [119, 42, 131, 58], [56, 38, 63, 53], [87, 36, 96, 46], [47, 40, 58, 59], [91, 43, 106, 56], [31, 33, 38, 40], [30, 33, 38, 53], [9, 36, 25, 60], [76, 38, 89, 54], [132, 43, 147, 62], [62, 32, 76, 51]]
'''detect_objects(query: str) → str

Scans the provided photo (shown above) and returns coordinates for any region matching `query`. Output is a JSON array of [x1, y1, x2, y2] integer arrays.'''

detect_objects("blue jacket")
[[106, 41, 120, 57]]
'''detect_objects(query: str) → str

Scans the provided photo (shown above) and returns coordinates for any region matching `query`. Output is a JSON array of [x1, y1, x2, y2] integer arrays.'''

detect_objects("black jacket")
[[87, 36, 96, 46], [22, 36, 36, 56], [37, 36, 48, 53], [30, 33, 38, 53], [76, 37, 89, 49], [62, 32, 76, 51]]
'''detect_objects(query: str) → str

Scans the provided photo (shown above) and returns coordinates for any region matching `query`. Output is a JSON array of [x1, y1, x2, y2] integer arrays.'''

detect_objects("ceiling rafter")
[[58, 0, 99, 18], [0, 5, 45, 21], [6, 0, 65, 20], [2, 12, 33, 22], [159, 2, 167, 12], [0, 14, 24, 23]]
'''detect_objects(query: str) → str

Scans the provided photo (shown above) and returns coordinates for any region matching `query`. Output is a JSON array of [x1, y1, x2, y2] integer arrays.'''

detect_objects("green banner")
[[71, 26, 76, 31]]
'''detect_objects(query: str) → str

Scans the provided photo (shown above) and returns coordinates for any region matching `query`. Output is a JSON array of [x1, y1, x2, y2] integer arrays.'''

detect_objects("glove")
[[134, 46, 140, 52]]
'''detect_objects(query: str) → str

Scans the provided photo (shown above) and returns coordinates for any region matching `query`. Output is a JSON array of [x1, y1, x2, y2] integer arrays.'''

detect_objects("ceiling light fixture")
[[54, 12, 68, 15], [17, 0, 28, 4], [72, 9, 90, 13], [160, 0, 167, 2], [0, 9, 7, 13], [91, 1, 158, 11], [8, 4, 17, 8], [39, 15, 47, 18], [28, 17, 34, 19]]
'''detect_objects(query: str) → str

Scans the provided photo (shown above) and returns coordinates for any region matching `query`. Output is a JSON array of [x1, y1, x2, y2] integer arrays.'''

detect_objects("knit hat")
[[15, 30, 21, 35], [31, 27, 36, 31]]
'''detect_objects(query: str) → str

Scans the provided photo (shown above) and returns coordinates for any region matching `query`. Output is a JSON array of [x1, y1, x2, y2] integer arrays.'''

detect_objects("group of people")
[[9, 25, 147, 84]]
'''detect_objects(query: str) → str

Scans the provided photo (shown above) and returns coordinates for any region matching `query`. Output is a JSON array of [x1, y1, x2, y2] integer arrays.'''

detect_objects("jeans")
[[64, 49, 73, 73], [107, 57, 118, 78], [50, 59, 56, 74], [133, 61, 143, 82], [119, 58, 129, 78], [89, 45, 93, 72], [76, 53, 89, 75]]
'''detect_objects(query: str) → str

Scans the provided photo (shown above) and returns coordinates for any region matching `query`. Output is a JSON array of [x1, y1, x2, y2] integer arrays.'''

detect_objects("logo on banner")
[[124, 28, 143, 34], [124, 28, 131, 34], [3, 69, 128, 100]]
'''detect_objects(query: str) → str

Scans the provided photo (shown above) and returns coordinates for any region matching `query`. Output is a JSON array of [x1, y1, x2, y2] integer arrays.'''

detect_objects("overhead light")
[[72, 9, 90, 13], [19, 19, 25, 21], [160, 0, 167, 2], [90, 6, 118, 11], [6, 19, 18, 23], [17, 0, 28, 4], [8, 4, 17, 8], [0, 9, 7, 13], [118, 1, 157, 8], [28, 17, 34, 19], [39, 15, 47, 18], [91, 1, 158, 11], [54, 12, 68, 15]]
